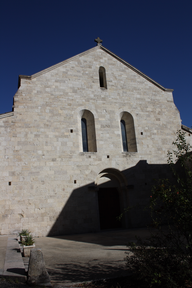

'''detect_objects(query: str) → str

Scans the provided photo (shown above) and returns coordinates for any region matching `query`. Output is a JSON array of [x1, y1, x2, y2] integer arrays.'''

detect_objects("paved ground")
[[0, 228, 154, 287], [0, 235, 26, 278], [0, 236, 7, 275], [35, 228, 153, 285]]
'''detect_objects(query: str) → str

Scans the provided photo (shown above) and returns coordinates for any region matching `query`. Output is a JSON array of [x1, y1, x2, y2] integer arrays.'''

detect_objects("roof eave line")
[[100, 46, 173, 92], [181, 124, 192, 134]]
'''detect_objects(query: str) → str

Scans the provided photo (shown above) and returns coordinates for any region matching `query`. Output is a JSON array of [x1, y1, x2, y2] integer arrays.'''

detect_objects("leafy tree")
[[126, 130, 192, 287], [151, 130, 192, 254]]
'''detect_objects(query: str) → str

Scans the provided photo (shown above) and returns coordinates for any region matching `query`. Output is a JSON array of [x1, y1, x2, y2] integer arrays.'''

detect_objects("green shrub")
[[18, 229, 30, 236], [22, 234, 35, 246]]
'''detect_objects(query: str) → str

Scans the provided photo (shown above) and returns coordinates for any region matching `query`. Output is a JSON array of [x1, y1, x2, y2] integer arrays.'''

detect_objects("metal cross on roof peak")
[[94, 37, 103, 46]]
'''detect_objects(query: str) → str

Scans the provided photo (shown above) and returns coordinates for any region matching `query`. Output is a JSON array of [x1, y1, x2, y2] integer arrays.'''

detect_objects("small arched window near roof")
[[120, 112, 137, 152], [99, 66, 107, 89], [80, 110, 97, 152]]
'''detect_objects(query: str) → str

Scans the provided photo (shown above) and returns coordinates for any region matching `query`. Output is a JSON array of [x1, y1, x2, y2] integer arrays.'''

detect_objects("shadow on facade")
[[48, 160, 172, 240]]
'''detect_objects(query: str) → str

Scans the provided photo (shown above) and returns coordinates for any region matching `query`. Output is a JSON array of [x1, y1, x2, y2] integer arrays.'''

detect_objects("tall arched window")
[[120, 120, 128, 152], [80, 110, 97, 152], [99, 66, 107, 89], [81, 118, 88, 152], [120, 112, 137, 152]]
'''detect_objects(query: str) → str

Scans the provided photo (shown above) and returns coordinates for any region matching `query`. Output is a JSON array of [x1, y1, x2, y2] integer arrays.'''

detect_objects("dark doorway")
[[98, 188, 121, 230]]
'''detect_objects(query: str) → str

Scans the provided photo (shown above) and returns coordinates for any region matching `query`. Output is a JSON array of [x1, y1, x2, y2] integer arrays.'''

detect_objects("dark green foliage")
[[126, 130, 192, 287], [151, 130, 192, 255], [126, 240, 192, 287]]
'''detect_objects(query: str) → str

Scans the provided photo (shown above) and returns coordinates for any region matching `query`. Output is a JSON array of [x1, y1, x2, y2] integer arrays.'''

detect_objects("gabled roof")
[[18, 45, 173, 92]]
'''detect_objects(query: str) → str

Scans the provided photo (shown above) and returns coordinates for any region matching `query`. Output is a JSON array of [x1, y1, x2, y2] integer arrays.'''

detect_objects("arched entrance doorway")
[[95, 168, 128, 230], [98, 187, 121, 229]]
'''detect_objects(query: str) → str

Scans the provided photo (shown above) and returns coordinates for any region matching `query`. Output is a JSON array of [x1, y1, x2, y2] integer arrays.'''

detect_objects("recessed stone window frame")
[[99, 66, 107, 89], [120, 112, 137, 152], [80, 109, 97, 152]]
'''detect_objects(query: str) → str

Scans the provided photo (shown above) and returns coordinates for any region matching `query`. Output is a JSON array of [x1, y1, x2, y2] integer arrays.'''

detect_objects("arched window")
[[120, 120, 128, 152], [81, 118, 88, 152], [80, 110, 97, 152], [99, 66, 107, 89], [120, 112, 137, 152]]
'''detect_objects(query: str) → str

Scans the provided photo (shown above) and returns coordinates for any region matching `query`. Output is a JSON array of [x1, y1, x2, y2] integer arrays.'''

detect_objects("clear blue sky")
[[0, 0, 191, 127]]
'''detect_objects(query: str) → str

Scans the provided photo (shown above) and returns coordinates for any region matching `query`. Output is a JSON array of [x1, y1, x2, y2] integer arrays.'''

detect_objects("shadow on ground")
[[7, 268, 26, 276], [48, 227, 154, 247], [47, 261, 129, 283]]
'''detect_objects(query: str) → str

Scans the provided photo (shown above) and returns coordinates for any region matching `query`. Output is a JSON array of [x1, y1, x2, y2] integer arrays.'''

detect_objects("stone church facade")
[[0, 40, 191, 236]]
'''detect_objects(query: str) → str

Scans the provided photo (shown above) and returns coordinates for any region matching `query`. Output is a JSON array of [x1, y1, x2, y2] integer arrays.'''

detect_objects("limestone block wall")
[[0, 46, 183, 236]]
